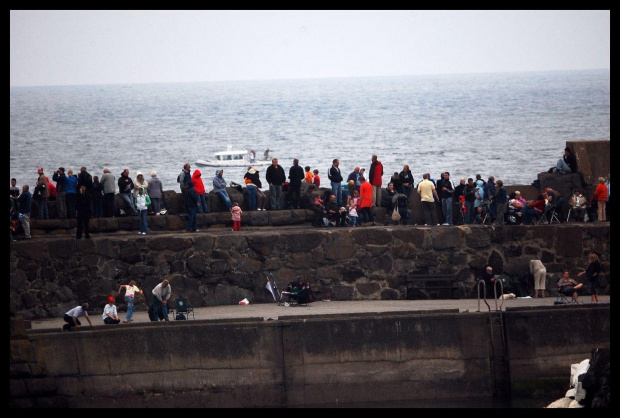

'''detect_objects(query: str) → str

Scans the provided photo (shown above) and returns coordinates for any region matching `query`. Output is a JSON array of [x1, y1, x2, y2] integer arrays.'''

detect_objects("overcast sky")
[[10, 10, 610, 87]]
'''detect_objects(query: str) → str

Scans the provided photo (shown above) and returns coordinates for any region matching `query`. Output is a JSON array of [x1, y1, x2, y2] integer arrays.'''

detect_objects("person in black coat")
[[75, 185, 91, 239], [265, 158, 286, 210], [286, 159, 305, 209]]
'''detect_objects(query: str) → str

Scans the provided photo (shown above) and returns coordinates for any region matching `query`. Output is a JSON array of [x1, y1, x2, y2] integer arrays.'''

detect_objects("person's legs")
[[152, 295, 162, 320], [247, 187, 257, 210], [125, 295, 134, 321], [494, 202, 506, 225], [186, 206, 197, 231], [534, 269, 546, 297], [198, 194, 206, 213], [597, 201, 606, 222], [293, 185, 301, 208], [274, 185, 282, 209], [20, 214, 31, 238], [555, 158, 571, 173], [94, 200, 103, 218], [76, 214, 83, 239], [65, 193, 76, 218], [140, 209, 148, 233], [103, 193, 114, 217], [465, 201, 474, 223], [119, 193, 137, 215], [84, 216, 90, 238], [56, 191, 67, 219], [443, 197, 453, 225], [256, 189, 266, 210], [151, 197, 161, 214]]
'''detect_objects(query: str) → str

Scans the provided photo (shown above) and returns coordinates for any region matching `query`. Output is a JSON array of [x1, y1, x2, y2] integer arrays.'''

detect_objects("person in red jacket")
[[191, 169, 209, 213], [46, 176, 57, 201], [593, 176, 608, 222], [358, 176, 376, 226], [369, 155, 383, 207]]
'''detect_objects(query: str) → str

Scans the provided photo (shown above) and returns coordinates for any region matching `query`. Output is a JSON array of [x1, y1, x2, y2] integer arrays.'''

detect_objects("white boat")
[[196, 146, 272, 167]]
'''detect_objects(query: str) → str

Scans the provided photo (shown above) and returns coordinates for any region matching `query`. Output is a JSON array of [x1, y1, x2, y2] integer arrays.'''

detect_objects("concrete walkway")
[[30, 295, 610, 332]]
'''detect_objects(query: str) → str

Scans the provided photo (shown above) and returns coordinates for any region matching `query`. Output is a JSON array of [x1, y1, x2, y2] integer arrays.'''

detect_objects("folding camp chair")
[[535, 204, 553, 225], [548, 197, 565, 224], [173, 296, 195, 320]]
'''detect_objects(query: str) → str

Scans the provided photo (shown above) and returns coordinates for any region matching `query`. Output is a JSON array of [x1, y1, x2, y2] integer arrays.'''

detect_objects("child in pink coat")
[[231, 202, 242, 231]]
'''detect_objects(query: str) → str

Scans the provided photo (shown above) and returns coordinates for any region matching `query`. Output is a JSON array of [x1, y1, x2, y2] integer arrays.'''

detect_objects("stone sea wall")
[[10, 223, 610, 320], [9, 304, 610, 407]]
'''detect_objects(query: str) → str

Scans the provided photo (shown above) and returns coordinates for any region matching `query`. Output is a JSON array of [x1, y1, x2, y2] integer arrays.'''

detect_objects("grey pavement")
[[30, 295, 610, 332]]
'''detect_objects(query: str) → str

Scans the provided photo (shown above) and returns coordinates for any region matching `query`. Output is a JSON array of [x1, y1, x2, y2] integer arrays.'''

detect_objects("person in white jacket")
[[134, 187, 151, 234], [530, 259, 547, 298]]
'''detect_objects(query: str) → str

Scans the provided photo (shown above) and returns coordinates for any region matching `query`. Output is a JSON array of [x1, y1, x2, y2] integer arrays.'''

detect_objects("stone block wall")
[[10, 224, 610, 321]]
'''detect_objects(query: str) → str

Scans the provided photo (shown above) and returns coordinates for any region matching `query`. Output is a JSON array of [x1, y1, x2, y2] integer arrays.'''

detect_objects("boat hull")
[[195, 159, 271, 167]]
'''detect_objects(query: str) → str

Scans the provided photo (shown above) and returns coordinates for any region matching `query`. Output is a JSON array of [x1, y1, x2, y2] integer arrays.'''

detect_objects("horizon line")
[[9, 67, 610, 89]]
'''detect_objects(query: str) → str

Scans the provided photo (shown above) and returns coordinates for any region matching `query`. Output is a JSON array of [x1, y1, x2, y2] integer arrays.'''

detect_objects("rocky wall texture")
[[10, 224, 610, 320]]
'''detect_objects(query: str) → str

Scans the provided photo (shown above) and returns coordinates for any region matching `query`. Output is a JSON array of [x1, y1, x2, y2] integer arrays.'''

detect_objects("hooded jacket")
[[213, 169, 227, 192], [147, 173, 163, 199], [192, 170, 206, 195], [133, 171, 148, 197], [244, 168, 262, 188]]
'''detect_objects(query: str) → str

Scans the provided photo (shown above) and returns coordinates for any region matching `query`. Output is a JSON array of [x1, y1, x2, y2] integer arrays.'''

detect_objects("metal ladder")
[[476, 280, 511, 398]]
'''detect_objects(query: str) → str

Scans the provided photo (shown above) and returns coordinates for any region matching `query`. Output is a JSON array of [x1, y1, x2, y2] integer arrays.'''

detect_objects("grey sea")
[[10, 69, 610, 192]]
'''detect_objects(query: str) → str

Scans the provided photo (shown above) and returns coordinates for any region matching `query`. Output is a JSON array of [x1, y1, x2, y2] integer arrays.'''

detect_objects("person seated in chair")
[[557, 270, 583, 303], [569, 189, 587, 222], [324, 194, 347, 226], [521, 194, 546, 225]]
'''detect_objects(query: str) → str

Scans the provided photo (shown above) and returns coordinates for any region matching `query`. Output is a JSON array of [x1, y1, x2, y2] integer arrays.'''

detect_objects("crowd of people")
[[9, 151, 611, 240]]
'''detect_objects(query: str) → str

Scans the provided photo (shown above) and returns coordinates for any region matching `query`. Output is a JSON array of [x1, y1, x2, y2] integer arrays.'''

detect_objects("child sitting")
[[102, 296, 120, 324]]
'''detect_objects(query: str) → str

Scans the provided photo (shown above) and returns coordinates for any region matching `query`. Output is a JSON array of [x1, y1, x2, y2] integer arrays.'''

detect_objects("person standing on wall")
[[368, 155, 383, 207], [75, 185, 92, 239], [417, 173, 439, 226], [35, 167, 49, 219], [438, 172, 454, 225], [593, 177, 608, 222], [266, 158, 286, 210], [287, 158, 305, 209], [17, 184, 32, 239], [327, 158, 344, 207], [358, 175, 375, 226], [99, 167, 116, 218], [52, 167, 67, 219]]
